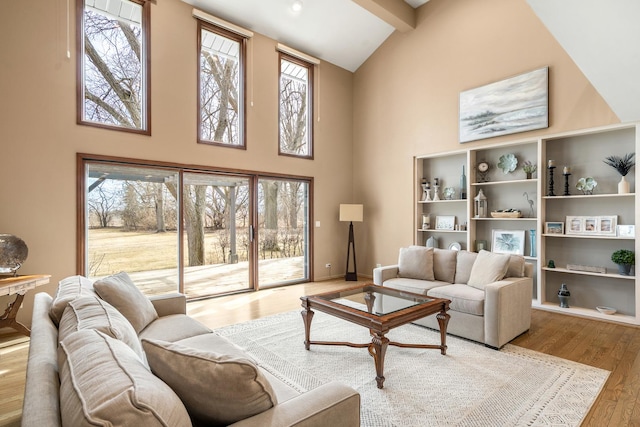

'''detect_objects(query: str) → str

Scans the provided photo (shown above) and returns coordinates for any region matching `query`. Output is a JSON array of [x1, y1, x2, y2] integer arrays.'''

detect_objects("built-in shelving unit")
[[414, 122, 640, 325]]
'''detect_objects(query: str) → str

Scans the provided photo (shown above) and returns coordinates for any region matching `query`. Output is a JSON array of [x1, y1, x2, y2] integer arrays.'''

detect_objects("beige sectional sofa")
[[22, 273, 360, 427], [374, 246, 533, 349]]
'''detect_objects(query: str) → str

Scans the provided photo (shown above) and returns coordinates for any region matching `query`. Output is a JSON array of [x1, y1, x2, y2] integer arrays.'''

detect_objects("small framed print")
[[491, 229, 525, 255], [545, 222, 564, 235], [566, 216, 584, 235], [598, 216, 617, 236], [435, 215, 455, 230], [584, 217, 598, 233], [617, 224, 635, 238]]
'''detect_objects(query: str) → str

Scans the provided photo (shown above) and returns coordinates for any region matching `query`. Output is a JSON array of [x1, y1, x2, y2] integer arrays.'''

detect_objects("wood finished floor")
[[2, 278, 640, 426]]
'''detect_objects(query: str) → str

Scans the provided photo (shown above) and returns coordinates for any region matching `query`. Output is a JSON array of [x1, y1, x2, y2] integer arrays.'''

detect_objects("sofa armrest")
[[483, 277, 533, 348], [373, 265, 399, 286], [149, 293, 187, 316], [228, 381, 360, 427]]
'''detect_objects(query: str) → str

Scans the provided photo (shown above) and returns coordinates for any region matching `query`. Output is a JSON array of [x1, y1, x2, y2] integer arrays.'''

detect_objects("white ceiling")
[[182, 0, 428, 72]]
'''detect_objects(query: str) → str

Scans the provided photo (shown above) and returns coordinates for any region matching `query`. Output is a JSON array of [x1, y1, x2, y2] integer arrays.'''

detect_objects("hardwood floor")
[[2, 278, 640, 426]]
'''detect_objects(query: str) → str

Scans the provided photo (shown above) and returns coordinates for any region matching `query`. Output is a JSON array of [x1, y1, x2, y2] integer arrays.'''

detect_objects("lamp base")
[[345, 272, 358, 281]]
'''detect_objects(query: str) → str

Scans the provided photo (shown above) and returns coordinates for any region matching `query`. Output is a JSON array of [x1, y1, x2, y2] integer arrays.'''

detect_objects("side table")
[[0, 274, 51, 336]]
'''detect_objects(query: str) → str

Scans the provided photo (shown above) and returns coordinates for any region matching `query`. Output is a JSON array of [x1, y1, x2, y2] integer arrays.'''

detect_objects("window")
[[198, 22, 246, 147], [279, 53, 313, 158], [77, 0, 150, 134]]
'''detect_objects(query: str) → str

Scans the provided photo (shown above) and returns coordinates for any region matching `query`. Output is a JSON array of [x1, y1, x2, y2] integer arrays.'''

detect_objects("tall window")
[[198, 22, 246, 148], [279, 53, 313, 158], [77, 0, 150, 134]]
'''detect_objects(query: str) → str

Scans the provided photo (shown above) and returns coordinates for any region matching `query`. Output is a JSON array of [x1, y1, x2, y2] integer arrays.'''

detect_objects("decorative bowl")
[[490, 210, 522, 218], [596, 306, 616, 315], [576, 177, 598, 194], [497, 154, 518, 174]]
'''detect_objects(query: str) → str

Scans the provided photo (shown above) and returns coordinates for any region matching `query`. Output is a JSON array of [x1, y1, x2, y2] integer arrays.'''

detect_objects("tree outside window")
[[279, 53, 313, 158], [198, 22, 245, 148], [78, 0, 150, 134]]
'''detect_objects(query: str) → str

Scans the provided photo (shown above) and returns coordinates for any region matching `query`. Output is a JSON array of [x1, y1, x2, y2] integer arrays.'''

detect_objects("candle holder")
[[563, 172, 571, 196], [421, 183, 432, 202], [433, 178, 440, 201], [547, 166, 556, 196]]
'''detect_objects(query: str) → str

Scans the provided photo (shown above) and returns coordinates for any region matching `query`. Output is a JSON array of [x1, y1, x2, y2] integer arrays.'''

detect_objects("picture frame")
[[435, 215, 455, 230], [598, 216, 617, 236], [491, 229, 525, 255], [584, 217, 598, 233], [617, 224, 635, 238], [544, 222, 564, 235], [566, 216, 584, 235]]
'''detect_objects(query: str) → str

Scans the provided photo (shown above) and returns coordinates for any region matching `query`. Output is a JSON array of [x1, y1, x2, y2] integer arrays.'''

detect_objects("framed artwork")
[[566, 216, 584, 235], [617, 224, 635, 237], [459, 67, 549, 143], [435, 215, 455, 230], [544, 222, 564, 235], [491, 229, 525, 255], [565, 215, 618, 236], [584, 217, 598, 233], [598, 216, 617, 236]]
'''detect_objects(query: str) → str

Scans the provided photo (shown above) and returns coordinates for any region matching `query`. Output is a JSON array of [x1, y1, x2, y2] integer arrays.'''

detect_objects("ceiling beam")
[[352, 0, 416, 32]]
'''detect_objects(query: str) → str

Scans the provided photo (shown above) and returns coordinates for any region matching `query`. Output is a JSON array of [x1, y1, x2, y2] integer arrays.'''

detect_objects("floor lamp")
[[339, 204, 363, 281]]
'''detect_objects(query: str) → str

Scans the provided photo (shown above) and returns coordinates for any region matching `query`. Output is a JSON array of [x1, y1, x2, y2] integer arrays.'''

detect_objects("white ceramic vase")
[[618, 175, 630, 194]]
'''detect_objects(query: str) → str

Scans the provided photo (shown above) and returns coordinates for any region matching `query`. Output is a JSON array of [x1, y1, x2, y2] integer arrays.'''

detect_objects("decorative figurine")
[[547, 259, 555, 268]]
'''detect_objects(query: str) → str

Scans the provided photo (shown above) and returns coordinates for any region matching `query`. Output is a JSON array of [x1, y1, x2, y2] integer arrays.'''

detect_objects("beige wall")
[[0, 0, 354, 326], [352, 0, 620, 271]]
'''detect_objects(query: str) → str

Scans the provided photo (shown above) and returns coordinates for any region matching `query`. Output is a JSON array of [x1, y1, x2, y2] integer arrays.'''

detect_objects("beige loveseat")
[[22, 273, 360, 427], [374, 247, 533, 349]]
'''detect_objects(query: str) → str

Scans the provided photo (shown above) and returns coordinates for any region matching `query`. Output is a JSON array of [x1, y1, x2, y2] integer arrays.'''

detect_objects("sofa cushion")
[[454, 250, 478, 284], [94, 272, 158, 333], [383, 278, 449, 295], [49, 275, 96, 326], [467, 250, 511, 290], [433, 248, 457, 283], [139, 314, 213, 343], [59, 329, 191, 427], [398, 246, 434, 281], [507, 255, 526, 278], [427, 284, 485, 316], [142, 338, 277, 425]]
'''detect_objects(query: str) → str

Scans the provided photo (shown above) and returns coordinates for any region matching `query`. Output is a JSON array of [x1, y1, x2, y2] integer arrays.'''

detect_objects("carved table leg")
[[437, 307, 450, 355], [301, 308, 314, 350], [0, 293, 30, 336], [369, 332, 389, 389]]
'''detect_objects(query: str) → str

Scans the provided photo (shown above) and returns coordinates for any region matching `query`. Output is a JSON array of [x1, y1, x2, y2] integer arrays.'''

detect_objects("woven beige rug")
[[216, 309, 609, 427]]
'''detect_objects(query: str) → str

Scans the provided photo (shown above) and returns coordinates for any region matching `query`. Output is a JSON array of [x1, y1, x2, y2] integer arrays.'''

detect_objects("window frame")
[[197, 20, 247, 149], [76, 0, 151, 135], [278, 52, 314, 159]]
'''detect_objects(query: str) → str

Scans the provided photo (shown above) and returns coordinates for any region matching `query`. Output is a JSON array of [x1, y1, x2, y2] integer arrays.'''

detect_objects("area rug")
[[215, 309, 609, 427]]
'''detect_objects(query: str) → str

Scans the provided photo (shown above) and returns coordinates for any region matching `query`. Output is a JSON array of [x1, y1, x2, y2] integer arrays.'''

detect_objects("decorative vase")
[[558, 283, 570, 308], [460, 166, 467, 199], [426, 236, 437, 248], [526, 172, 532, 180], [618, 175, 630, 194], [528, 229, 536, 258], [617, 263, 632, 276]]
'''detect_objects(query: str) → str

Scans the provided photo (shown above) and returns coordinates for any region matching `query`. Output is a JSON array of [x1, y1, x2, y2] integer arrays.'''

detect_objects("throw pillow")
[[398, 246, 435, 281], [507, 255, 526, 278], [467, 250, 511, 290], [433, 248, 457, 283], [141, 338, 277, 425], [59, 329, 191, 427], [58, 296, 146, 363], [49, 275, 96, 326], [454, 250, 478, 284], [94, 272, 158, 333]]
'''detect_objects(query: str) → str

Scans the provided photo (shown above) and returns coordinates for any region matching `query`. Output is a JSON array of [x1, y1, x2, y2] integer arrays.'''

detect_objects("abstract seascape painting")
[[459, 67, 548, 143]]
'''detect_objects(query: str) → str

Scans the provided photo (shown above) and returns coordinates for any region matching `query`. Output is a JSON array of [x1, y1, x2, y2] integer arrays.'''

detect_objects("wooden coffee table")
[[300, 283, 450, 388]]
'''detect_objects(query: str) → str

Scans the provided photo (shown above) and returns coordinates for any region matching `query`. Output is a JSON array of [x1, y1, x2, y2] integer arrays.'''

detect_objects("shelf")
[[417, 229, 467, 233], [533, 302, 637, 325], [418, 199, 467, 204], [471, 179, 537, 186], [542, 233, 634, 240], [524, 256, 537, 261], [543, 193, 635, 200], [541, 266, 635, 280], [472, 217, 537, 221]]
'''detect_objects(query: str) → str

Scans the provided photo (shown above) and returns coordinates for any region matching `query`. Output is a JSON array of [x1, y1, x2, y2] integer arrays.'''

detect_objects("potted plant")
[[611, 249, 635, 275], [603, 153, 635, 193], [522, 161, 537, 179]]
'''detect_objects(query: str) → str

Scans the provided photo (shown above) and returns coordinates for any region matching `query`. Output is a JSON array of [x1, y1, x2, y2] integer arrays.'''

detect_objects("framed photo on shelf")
[[566, 216, 584, 235], [491, 229, 525, 255], [435, 215, 455, 230], [598, 216, 617, 236], [584, 217, 598, 234], [617, 224, 635, 237], [544, 222, 564, 235]]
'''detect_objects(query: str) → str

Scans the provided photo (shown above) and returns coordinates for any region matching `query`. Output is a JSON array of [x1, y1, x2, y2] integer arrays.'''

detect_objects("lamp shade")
[[339, 204, 363, 222]]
